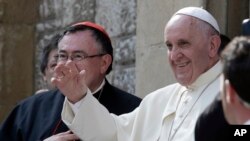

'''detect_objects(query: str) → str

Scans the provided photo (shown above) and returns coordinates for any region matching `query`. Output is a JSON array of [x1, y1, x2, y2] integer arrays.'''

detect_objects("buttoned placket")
[[168, 79, 217, 141], [169, 88, 190, 138]]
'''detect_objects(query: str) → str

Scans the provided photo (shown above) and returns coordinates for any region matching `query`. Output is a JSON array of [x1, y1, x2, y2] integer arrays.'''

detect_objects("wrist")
[[68, 89, 89, 104]]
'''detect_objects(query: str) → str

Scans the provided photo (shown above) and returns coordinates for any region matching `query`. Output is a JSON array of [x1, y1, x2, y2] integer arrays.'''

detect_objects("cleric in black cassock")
[[0, 80, 141, 141]]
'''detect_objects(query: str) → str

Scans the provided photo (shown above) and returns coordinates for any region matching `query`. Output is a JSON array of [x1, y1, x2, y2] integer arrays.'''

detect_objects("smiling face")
[[164, 15, 219, 86], [58, 30, 111, 91]]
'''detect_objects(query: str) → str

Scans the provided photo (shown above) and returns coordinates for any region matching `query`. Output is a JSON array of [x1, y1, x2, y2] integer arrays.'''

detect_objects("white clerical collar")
[[186, 60, 222, 90], [92, 79, 105, 94], [244, 120, 250, 125], [68, 80, 105, 115]]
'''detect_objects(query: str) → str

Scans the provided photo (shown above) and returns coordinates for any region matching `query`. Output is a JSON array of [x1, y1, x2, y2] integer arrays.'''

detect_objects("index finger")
[[65, 61, 79, 76]]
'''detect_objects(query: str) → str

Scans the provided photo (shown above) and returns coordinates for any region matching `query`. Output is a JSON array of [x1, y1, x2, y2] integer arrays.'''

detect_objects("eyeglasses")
[[58, 52, 106, 62]]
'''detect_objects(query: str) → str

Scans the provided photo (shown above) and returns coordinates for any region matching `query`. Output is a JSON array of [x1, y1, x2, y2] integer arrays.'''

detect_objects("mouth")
[[175, 61, 189, 68]]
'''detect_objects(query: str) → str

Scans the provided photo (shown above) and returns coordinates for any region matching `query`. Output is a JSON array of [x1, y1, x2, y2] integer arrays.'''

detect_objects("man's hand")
[[51, 61, 87, 103], [43, 131, 79, 141]]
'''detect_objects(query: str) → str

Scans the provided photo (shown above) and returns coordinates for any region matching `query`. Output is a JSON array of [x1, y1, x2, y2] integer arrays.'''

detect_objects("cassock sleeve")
[[62, 92, 138, 141], [0, 105, 24, 140]]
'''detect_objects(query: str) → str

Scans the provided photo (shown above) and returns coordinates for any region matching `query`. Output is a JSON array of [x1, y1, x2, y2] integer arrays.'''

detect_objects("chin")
[[176, 79, 189, 86], [175, 71, 192, 84]]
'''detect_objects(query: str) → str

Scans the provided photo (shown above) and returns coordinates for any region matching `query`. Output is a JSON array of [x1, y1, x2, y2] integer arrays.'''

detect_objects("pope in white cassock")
[[52, 7, 222, 141]]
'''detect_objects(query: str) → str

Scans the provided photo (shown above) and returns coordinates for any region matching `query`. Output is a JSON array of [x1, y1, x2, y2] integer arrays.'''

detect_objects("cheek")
[[46, 72, 55, 81], [75, 62, 99, 78], [192, 50, 209, 71], [74, 62, 86, 72], [45, 69, 52, 77]]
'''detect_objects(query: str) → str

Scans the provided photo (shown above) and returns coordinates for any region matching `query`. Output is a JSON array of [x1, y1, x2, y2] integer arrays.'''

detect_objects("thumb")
[[79, 69, 86, 74], [79, 69, 88, 91], [79, 69, 86, 81]]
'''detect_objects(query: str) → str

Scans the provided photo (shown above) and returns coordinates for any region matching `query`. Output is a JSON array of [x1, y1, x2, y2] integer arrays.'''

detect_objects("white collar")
[[186, 61, 222, 90], [92, 79, 105, 94], [244, 119, 250, 125]]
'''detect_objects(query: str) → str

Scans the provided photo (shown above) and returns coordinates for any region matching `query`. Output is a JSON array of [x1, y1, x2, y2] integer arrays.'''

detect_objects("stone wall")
[[36, 0, 137, 94], [0, 0, 39, 122]]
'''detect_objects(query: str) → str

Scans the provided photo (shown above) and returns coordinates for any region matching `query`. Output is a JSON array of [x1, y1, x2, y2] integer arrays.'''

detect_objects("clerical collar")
[[92, 80, 105, 94], [186, 61, 222, 90]]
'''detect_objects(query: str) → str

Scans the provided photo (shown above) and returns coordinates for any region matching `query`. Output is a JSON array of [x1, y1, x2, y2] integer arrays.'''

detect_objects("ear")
[[100, 54, 112, 74], [225, 79, 238, 104], [208, 35, 221, 58]]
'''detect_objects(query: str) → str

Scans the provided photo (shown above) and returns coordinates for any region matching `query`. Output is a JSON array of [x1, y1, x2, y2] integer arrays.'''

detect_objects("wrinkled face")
[[164, 15, 213, 86], [44, 49, 58, 89], [58, 30, 110, 91]]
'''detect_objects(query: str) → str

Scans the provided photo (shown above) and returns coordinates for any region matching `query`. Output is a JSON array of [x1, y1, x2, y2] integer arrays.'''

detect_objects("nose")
[[58, 58, 74, 67], [169, 47, 182, 61], [66, 57, 74, 63], [58, 55, 74, 63]]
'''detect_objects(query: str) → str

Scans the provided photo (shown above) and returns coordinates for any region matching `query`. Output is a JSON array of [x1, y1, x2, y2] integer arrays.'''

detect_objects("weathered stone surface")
[[37, 0, 95, 30], [0, 25, 3, 95], [136, 42, 176, 97], [0, 25, 35, 105], [112, 67, 135, 94], [0, 0, 38, 122], [109, 35, 136, 93], [0, 23, 36, 121], [113, 35, 135, 66], [95, 0, 136, 37], [3, 0, 38, 23]]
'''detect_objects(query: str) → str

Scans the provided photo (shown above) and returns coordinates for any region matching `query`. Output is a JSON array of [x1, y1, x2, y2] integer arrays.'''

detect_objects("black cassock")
[[0, 80, 141, 141], [195, 96, 230, 141]]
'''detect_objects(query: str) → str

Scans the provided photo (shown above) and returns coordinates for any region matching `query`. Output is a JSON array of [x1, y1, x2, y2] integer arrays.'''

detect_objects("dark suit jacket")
[[195, 95, 230, 141], [0, 80, 141, 141], [242, 19, 250, 36]]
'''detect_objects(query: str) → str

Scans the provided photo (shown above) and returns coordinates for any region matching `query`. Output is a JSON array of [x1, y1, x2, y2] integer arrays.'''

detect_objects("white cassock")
[[62, 61, 222, 141]]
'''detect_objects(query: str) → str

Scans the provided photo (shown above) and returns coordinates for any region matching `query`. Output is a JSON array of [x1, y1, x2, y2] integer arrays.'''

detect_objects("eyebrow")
[[177, 39, 190, 44], [58, 50, 87, 55]]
